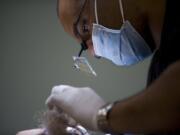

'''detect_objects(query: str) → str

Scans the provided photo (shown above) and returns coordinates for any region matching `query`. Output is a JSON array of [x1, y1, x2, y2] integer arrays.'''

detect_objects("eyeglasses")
[[73, 0, 88, 57]]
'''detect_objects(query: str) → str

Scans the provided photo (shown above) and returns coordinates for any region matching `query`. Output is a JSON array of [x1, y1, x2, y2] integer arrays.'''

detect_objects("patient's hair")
[[39, 108, 77, 135]]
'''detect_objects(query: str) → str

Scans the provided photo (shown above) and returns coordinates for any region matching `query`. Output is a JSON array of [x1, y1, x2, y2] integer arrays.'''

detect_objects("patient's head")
[[17, 108, 89, 135], [39, 108, 78, 135], [40, 107, 90, 135]]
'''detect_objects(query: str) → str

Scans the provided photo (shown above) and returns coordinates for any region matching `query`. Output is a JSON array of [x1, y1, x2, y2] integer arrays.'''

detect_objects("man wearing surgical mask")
[[18, 0, 180, 134]]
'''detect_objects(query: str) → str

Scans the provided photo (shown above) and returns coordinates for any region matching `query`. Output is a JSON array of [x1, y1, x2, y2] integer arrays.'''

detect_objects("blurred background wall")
[[0, 0, 151, 134]]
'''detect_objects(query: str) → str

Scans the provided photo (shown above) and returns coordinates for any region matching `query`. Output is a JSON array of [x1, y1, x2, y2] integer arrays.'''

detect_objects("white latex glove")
[[46, 85, 106, 131]]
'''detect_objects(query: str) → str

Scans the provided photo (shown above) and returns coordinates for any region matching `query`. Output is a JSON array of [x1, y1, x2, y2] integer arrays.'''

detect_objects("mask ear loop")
[[94, 0, 99, 24], [78, 41, 88, 57], [119, 0, 125, 23]]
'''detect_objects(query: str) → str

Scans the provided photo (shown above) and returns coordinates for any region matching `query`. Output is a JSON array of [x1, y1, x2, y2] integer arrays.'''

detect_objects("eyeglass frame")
[[73, 0, 89, 57]]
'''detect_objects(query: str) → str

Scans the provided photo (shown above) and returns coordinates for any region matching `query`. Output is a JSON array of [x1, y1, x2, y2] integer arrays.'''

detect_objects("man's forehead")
[[57, 0, 84, 36]]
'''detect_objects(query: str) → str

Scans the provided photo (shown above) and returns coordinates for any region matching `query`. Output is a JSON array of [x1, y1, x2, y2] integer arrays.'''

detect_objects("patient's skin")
[[16, 129, 45, 135]]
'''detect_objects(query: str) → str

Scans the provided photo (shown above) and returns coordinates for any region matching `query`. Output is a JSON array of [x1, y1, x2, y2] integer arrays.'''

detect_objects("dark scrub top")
[[146, 0, 180, 134], [147, 0, 180, 86]]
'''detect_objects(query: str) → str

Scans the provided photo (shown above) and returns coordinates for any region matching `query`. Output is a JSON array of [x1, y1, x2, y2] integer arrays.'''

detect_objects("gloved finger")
[[45, 95, 56, 110], [51, 85, 69, 94], [66, 127, 82, 135], [45, 85, 68, 110]]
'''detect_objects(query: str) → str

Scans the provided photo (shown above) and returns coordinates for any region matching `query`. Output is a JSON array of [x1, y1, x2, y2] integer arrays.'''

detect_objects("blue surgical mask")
[[92, 0, 152, 66]]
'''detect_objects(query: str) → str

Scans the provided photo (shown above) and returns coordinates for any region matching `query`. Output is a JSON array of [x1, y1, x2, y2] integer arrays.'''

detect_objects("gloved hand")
[[45, 85, 106, 131]]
